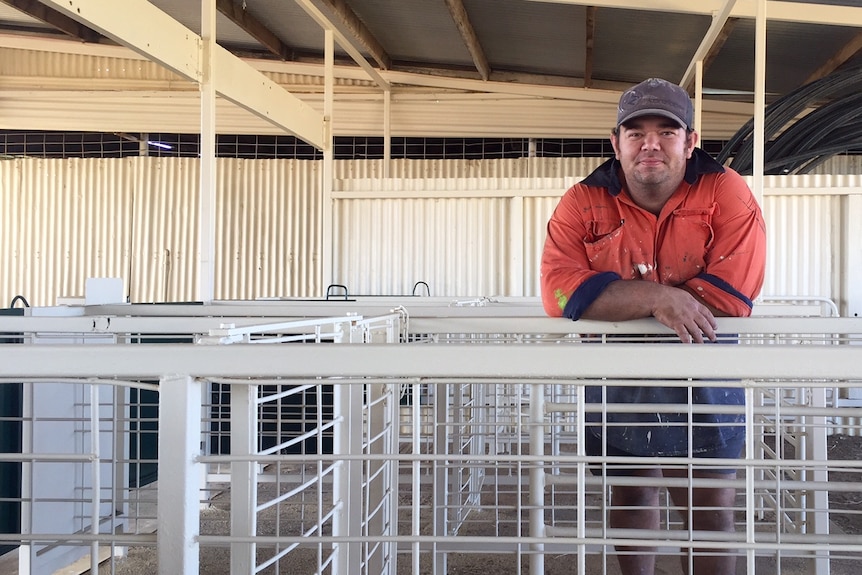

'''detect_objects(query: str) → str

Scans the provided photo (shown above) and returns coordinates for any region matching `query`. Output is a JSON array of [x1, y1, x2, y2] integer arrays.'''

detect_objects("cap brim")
[[617, 108, 688, 130]]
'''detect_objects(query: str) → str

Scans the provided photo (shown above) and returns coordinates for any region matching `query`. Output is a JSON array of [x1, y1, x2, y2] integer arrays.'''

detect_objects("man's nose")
[[641, 132, 661, 149]]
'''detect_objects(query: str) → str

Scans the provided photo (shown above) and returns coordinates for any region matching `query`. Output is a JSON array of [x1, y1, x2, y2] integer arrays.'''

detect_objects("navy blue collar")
[[581, 147, 725, 197]]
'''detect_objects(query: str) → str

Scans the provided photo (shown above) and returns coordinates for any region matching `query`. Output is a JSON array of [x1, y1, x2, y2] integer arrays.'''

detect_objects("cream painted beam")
[[679, 0, 738, 90], [38, 0, 200, 81], [531, 0, 862, 27], [37, 0, 325, 149], [213, 45, 325, 148]]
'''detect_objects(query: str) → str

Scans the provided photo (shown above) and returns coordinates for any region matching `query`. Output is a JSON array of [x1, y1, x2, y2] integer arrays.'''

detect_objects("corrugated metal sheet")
[[0, 46, 754, 138], [332, 158, 607, 180], [333, 197, 510, 297], [0, 158, 132, 306], [0, 157, 321, 306], [2, 159, 858, 310], [0, 47, 186, 80]]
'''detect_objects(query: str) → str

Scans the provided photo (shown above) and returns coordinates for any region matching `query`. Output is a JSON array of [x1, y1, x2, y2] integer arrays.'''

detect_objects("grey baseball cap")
[[617, 78, 694, 130]]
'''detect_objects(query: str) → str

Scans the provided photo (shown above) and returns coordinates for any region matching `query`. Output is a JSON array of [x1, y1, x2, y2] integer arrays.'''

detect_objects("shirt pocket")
[[583, 219, 631, 274], [662, 205, 716, 282]]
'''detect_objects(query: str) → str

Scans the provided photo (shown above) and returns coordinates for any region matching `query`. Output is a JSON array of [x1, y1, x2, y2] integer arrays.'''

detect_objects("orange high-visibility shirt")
[[541, 148, 766, 319]]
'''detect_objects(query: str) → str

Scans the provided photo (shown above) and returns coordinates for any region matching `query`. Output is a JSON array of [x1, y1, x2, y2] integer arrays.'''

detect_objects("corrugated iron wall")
[[0, 157, 321, 306], [1, 157, 859, 313]]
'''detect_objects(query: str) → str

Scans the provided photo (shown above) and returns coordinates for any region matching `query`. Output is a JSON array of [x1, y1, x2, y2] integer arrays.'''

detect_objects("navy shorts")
[[585, 430, 745, 476]]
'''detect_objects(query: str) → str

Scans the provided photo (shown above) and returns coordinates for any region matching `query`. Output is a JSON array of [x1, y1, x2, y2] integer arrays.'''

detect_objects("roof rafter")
[[216, 0, 294, 61], [0, 0, 103, 43], [584, 6, 596, 88], [802, 29, 862, 86], [443, 0, 491, 81], [294, 0, 389, 88], [311, 0, 390, 70]]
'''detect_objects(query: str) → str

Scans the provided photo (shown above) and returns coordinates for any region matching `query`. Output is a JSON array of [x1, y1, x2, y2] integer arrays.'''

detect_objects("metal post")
[[231, 382, 258, 574], [529, 382, 545, 575], [157, 375, 202, 575]]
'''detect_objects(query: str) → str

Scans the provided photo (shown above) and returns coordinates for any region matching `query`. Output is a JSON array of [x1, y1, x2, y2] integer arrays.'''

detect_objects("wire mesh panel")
[[1, 309, 861, 575]]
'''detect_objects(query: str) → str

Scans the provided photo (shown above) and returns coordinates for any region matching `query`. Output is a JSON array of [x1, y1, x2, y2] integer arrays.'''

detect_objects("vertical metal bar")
[[322, 29, 334, 290], [89, 384, 101, 575], [752, 0, 767, 206], [333, 374, 348, 574], [157, 375, 202, 575], [744, 385, 756, 575], [199, 0, 216, 302], [383, 90, 391, 178], [808, 386, 831, 575], [576, 381, 586, 575], [230, 382, 257, 574], [529, 382, 544, 575], [411, 381, 422, 575], [433, 381, 448, 575]]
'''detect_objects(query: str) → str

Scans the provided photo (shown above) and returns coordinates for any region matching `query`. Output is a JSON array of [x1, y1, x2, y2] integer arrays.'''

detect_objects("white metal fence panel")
[[1, 307, 862, 575]]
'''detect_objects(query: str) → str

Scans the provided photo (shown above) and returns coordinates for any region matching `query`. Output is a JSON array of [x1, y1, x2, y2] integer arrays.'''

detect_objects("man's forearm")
[[579, 279, 671, 321], [579, 279, 719, 343]]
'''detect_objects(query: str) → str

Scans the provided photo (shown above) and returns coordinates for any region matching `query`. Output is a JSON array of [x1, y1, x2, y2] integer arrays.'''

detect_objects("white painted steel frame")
[[2, 313, 861, 575]]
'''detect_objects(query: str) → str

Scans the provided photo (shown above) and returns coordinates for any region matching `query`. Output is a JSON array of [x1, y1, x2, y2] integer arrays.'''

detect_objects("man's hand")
[[581, 280, 718, 343], [650, 287, 717, 343]]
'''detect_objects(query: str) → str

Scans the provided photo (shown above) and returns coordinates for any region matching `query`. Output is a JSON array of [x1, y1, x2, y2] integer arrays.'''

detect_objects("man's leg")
[[609, 469, 663, 575], [666, 469, 738, 575]]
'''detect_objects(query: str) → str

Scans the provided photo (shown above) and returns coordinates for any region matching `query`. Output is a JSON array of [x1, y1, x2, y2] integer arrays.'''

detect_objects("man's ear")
[[686, 130, 700, 158], [610, 130, 621, 160]]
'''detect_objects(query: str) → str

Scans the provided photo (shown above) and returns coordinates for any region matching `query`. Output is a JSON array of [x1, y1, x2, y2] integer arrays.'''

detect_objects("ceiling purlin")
[[1, 0, 103, 43], [216, 0, 294, 61], [317, 0, 390, 70], [443, 0, 490, 81], [584, 5, 596, 88], [802, 29, 862, 86]]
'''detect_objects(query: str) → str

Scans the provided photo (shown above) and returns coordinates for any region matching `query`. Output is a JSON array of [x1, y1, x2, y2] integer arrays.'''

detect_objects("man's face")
[[611, 116, 697, 190]]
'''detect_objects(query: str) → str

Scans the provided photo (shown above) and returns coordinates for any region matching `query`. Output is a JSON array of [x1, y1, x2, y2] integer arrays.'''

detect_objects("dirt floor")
[[67, 434, 862, 574]]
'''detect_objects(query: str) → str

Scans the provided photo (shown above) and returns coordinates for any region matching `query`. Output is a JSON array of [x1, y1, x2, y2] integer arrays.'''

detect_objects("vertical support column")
[[509, 195, 524, 297], [231, 383, 258, 574], [157, 375, 202, 575], [751, 0, 767, 207], [199, 0, 217, 302], [321, 29, 335, 292], [842, 195, 862, 319], [383, 90, 391, 178], [693, 60, 703, 140], [529, 383, 545, 575]]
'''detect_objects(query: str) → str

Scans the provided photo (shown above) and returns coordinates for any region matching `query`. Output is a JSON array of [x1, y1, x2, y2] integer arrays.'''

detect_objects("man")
[[540, 78, 766, 574]]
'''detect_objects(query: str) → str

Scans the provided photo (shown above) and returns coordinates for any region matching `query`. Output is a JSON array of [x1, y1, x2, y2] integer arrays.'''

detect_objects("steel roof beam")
[[38, 0, 325, 149], [0, 0, 103, 43]]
